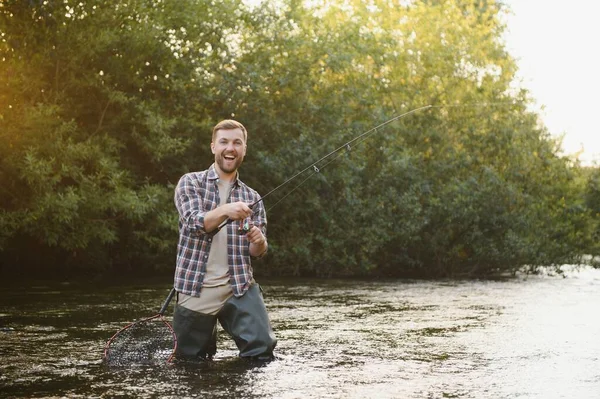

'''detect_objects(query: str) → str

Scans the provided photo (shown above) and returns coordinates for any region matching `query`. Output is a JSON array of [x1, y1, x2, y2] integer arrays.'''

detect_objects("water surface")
[[1, 268, 599, 398]]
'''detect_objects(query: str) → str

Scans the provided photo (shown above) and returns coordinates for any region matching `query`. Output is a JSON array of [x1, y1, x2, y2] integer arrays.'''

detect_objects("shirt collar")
[[208, 163, 240, 187]]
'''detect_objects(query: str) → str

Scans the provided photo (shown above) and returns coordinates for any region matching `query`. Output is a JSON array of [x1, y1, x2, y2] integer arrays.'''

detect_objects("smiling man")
[[172, 119, 276, 361]]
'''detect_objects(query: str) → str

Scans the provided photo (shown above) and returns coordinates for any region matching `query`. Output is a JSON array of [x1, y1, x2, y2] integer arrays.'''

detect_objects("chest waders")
[[173, 283, 277, 361]]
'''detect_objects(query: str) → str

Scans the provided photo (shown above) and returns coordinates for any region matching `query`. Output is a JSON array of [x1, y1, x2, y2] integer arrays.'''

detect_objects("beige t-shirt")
[[178, 179, 234, 315]]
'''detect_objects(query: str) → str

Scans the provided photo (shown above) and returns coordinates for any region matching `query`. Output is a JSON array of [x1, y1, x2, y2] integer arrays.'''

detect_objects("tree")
[[0, 0, 244, 273]]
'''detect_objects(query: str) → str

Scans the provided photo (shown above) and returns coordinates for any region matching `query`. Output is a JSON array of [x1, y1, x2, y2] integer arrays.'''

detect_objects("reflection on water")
[[1, 267, 600, 398]]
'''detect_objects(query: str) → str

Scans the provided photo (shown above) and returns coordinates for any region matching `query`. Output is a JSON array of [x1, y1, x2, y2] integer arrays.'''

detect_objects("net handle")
[[159, 288, 176, 315]]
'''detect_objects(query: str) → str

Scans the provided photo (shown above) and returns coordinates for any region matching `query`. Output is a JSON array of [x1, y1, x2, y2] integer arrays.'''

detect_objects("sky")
[[502, 0, 600, 165]]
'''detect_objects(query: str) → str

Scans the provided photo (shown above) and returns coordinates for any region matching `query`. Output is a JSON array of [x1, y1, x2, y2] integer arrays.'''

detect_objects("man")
[[172, 119, 276, 361]]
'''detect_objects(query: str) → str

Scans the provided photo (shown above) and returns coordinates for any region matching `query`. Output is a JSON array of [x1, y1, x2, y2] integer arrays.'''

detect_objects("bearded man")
[[172, 119, 276, 361]]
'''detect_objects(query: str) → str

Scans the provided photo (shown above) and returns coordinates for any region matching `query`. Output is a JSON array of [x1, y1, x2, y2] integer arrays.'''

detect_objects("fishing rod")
[[213, 104, 434, 234], [254, 101, 512, 213], [256, 101, 513, 213]]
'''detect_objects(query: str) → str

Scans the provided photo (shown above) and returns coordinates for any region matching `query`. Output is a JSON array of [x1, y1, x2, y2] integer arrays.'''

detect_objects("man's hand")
[[222, 201, 252, 221], [246, 225, 266, 245], [247, 225, 268, 257]]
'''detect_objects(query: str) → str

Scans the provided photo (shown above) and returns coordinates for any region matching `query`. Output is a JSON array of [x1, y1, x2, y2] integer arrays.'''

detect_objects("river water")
[[1, 267, 599, 398]]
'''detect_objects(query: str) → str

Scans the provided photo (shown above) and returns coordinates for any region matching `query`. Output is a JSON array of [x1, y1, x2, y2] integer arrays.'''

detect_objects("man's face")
[[211, 128, 247, 176]]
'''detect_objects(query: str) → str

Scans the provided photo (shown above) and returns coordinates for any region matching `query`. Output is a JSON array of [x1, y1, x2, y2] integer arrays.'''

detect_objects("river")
[[1, 267, 599, 398]]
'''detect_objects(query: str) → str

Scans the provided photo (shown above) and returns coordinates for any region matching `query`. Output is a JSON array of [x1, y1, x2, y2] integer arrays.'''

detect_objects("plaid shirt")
[[173, 164, 267, 297]]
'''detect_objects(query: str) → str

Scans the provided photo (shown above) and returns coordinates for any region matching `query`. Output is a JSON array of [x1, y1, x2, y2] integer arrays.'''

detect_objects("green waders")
[[173, 305, 218, 360], [173, 283, 277, 361]]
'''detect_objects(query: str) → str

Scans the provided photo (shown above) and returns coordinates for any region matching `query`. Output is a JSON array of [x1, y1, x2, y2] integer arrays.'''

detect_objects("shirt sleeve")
[[174, 174, 207, 235], [251, 194, 268, 259]]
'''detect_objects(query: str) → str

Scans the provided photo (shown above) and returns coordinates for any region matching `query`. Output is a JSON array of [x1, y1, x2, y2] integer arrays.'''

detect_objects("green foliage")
[[583, 166, 600, 262], [0, 0, 596, 277]]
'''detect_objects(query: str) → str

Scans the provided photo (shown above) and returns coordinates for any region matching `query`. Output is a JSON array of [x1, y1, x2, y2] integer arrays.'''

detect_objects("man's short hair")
[[212, 119, 247, 142]]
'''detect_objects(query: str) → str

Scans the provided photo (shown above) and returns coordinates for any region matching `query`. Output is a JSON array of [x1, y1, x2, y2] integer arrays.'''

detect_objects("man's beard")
[[216, 152, 243, 174]]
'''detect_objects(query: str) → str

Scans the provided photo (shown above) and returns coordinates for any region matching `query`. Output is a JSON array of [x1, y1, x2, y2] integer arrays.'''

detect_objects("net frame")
[[103, 288, 178, 365]]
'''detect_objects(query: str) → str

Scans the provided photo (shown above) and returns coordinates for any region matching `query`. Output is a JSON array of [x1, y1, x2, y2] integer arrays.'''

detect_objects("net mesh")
[[104, 315, 176, 366]]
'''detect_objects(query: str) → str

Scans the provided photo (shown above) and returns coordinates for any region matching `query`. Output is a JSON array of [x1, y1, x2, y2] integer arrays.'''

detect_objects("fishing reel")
[[238, 220, 251, 234]]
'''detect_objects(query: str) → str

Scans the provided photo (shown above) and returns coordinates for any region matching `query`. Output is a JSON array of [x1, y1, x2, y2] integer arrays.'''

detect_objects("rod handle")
[[159, 288, 176, 315]]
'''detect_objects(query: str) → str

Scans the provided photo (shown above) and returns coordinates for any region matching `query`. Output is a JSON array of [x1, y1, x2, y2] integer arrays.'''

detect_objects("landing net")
[[104, 315, 177, 366]]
